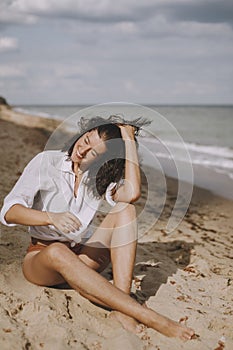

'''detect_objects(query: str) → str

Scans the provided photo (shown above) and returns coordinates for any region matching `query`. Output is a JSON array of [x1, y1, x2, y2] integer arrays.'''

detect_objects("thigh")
[[77, 211, 118, 272], [22, 245, 68, 286], [78, 242, 110, 273], [23, 241, 110, 286]]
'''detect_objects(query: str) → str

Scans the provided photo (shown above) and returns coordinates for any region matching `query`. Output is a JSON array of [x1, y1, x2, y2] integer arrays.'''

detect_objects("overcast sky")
[[0, 0, 233, 105]]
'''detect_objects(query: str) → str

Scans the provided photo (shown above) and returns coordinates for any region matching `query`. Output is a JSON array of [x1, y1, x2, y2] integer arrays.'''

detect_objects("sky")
[[0, 0, 233, 105]]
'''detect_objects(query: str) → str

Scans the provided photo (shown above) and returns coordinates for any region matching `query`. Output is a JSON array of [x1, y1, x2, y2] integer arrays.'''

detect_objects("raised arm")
[[112, 124, 141, 203]]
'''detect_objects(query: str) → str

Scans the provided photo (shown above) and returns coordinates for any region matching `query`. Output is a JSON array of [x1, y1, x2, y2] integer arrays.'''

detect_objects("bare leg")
[[81, 204, 137, 282], [23, 203, 194, 340], [81, 202, 140, 332], [23, 242, 194, 340]]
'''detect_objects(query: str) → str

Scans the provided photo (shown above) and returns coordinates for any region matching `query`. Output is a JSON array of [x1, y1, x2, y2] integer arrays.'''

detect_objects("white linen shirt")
[[0, 150, 115, 244]]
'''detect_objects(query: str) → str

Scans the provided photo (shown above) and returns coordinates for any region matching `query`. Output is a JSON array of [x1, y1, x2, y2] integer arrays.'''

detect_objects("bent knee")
[[111, 202, 136, 216], [45, 242, 72, 263], [22, 243, 71, 286]]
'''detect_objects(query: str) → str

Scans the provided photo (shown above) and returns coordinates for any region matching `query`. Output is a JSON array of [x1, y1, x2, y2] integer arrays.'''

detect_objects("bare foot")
[[149, 311, 195, 341], [139, 301, 194, 340], [109, 311, 145, 334]]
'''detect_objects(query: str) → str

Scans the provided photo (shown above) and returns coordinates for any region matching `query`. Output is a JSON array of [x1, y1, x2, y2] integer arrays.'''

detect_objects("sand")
[[0, 107, 233, 350]]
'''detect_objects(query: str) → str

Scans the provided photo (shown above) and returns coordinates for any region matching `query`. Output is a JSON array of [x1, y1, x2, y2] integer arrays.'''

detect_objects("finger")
[[69, 218, 81, 230], [62, 222, 77, 233], [61, 226, 70, 234], [66, 224, 77, 233], [64, 220, 80, 232], [108, 182, 117, 195], [66, 212, 81, 223], [111, 186, 117, 195], [66, 213, 82, 227]]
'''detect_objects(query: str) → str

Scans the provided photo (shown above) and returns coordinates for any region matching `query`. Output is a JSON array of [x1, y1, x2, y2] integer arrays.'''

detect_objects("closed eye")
[[91, 150, 97, 157]]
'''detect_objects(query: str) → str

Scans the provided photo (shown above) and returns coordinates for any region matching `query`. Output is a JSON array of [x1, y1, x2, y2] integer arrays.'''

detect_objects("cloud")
[[114, 21, 138, 34], [0, 64, 25, 78], [53, 63, 97, 79], [0, 36, 18, 52], [139, 15, 233, 41], [8, 0, 148, 23], [3, 0, 233, 27], [159, 0, 233, 25], [0, 1, 37, 26], [0, 1, 232, 104], [1, 0, 233, 37]]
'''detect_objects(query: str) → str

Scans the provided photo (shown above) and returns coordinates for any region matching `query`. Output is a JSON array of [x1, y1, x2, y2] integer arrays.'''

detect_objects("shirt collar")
[[61, 153, 74, 174]]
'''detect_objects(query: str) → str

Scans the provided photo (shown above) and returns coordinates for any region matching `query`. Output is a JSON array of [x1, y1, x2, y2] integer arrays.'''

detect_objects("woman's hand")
[[48, 212, 82, 234], [118, 124, 136, 141]]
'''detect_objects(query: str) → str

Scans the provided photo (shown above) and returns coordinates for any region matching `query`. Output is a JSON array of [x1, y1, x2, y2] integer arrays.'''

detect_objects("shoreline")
[[0, 105, 61, 132]]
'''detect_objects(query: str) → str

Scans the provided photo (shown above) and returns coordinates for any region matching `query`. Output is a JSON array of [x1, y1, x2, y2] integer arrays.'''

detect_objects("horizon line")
[[12, 103, 233, 107]]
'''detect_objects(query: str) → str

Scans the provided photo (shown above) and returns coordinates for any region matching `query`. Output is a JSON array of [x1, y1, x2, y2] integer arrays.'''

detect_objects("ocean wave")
[[140, 137, 233, 159], [140, 137, 233, 181], [153, 152, 233, 169]]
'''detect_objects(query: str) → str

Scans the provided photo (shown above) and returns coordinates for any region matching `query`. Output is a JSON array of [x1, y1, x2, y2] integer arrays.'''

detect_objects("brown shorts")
[[27, 238, 83, 255]]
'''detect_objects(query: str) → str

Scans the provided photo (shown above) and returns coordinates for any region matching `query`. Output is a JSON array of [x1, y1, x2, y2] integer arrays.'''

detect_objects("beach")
[[0, 107, 233, 350]]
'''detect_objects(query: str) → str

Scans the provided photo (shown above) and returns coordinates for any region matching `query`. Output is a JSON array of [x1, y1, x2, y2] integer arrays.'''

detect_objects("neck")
[[72, 162, 83, 176]]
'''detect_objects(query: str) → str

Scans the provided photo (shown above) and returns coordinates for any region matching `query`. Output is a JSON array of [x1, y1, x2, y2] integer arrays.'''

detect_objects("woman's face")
[[71, 129, 107, 171]]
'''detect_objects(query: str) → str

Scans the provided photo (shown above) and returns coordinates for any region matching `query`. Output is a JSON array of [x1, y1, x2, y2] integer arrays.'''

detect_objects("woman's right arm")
[[5, 204, 81, 234], [1, 152, 81, 233], [5, 204, 51, 226]]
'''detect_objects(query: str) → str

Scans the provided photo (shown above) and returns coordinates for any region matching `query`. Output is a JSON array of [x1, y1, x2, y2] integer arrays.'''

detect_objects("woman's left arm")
[[112, 125, 141, 203]]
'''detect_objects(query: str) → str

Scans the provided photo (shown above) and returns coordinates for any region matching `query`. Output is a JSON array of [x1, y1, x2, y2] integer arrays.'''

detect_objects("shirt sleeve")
[[105, 179, 125, 206], [105, 182, 117, 206], [0, 152, 43, 226]]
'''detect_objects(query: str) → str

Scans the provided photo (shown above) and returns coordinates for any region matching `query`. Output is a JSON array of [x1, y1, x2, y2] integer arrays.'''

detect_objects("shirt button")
[[70, 241, 76, 248]]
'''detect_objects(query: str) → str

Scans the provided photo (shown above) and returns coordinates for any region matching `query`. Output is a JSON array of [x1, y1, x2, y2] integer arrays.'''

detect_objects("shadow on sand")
[[53, 239, 194, 307]]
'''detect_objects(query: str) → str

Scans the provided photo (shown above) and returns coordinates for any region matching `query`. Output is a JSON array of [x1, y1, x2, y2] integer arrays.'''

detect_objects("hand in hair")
[[118, 124, 136, 141]]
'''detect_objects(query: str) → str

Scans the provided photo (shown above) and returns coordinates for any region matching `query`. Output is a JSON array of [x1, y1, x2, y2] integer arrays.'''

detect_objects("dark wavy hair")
[[62, 115, 150, 198]]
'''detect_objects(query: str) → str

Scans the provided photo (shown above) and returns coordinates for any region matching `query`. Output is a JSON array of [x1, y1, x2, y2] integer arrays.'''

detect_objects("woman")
[[0, 115, 194, 340]]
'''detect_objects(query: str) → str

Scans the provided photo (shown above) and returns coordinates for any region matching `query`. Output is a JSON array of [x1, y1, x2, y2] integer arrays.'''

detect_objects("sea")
[[14, 104, 233, 201]]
